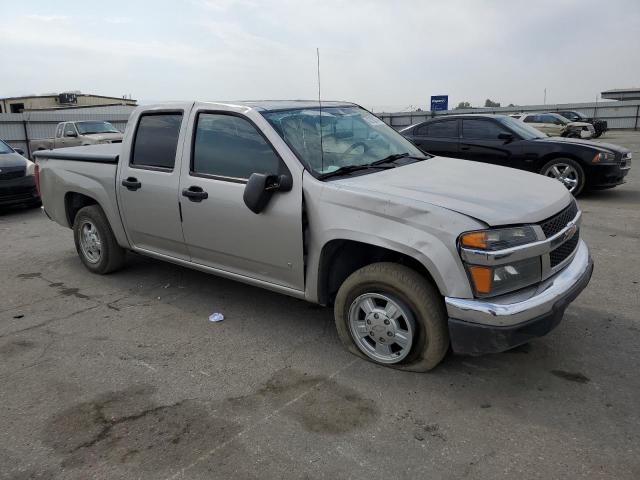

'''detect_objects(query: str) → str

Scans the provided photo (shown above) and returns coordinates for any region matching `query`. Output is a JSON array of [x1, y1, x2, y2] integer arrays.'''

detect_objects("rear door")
[[178, 106, 304, 290], [117, 109, 190, 259], [411, 119, 459, 157], [460, 118, 518, 167]]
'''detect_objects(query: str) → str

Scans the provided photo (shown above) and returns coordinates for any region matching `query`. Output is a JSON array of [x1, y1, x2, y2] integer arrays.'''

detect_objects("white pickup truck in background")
[[33, 101, 593, 371]]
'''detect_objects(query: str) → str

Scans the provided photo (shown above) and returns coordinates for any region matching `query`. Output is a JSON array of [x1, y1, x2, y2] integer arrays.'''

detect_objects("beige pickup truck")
[[29, 121, 123, 157]]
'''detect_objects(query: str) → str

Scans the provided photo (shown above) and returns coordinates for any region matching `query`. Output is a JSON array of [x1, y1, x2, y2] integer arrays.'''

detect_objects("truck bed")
[[33, 144, 120, 163]]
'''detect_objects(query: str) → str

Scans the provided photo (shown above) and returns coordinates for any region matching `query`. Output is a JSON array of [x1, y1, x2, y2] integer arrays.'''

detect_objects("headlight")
[[466, 257, 541, 297], [25, 161, 36, 176], [592, 152, 615, 163], [459, 226, 541, 297], [460, 226, 537, 251]]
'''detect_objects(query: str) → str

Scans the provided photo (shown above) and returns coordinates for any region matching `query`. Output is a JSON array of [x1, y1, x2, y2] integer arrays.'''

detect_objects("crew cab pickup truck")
[[29, 121, 123, 156], [33, 101, 594, 371]]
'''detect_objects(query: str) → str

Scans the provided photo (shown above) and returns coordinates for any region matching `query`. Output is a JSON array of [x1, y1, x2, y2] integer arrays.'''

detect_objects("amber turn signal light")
[[468, 266, 492, 294], [460, 231, 487, 249]]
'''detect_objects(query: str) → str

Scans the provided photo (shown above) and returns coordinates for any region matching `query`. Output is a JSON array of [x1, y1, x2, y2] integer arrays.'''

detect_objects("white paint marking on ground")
[[164, 358, 359, 480]]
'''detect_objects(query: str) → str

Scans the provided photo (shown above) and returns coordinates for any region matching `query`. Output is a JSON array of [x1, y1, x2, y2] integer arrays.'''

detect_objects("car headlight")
[[459, 226, 541, 297], [25, 160, 36, 176], [460, 226, 537, 251], [593, 152, 616, 164]]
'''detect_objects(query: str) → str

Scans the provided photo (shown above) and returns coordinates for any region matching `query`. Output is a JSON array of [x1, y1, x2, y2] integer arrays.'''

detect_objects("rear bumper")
[[0, 176, 39, 206], [445, 240, 593, 355]]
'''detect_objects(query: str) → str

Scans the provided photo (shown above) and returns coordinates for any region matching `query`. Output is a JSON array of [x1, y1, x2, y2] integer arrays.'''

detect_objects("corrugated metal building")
[[0, 92, 136, 114]]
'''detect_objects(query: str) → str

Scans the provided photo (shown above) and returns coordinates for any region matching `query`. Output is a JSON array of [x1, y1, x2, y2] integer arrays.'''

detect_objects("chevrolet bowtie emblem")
[[564, 222, 577, 241]]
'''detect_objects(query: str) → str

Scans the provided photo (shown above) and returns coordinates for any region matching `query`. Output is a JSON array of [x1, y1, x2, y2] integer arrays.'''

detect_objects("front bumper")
[[588, 162, 631, 188], [0, 176, 39, 206], [445, 240, 593, 355]]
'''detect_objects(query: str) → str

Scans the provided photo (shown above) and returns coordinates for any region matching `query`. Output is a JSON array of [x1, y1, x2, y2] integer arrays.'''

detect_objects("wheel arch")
[[316, 238, 444, 306]]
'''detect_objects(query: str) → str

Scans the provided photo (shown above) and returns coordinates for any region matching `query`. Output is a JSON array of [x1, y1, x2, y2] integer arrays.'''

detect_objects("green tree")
[[484, 99, 501, 107], [455, 101, 471, 109]]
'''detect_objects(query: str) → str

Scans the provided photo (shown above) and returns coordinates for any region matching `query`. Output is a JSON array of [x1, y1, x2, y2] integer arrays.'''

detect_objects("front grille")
[[539, 201, 579, 238], [0, 168, 25, 180], [550, 230, 580, 267]]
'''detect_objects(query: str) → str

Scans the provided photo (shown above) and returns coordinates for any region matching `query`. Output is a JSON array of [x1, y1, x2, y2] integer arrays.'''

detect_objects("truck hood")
[[333, 157, 572, 226], [84, 132, 123, 142], [0, 152, 28, 168]]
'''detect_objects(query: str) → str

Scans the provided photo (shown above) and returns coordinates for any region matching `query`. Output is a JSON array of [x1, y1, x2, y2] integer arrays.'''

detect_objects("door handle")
[[461, 146, 471, 151], [182, 186, 208, 202], [121, 177, 141, 191]]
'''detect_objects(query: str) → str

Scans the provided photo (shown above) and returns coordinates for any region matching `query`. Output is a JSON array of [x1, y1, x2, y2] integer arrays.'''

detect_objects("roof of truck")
[[221, 100, 358, 111]]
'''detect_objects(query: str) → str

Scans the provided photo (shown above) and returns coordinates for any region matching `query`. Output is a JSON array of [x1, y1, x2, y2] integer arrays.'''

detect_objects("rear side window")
[[462, 119, 507, 139], [523, 115, 538, 123], [425, 120, 458, 138], [192, 113, 282, 180], [414, 124, 429, 136], [131, 113, 183, 170]]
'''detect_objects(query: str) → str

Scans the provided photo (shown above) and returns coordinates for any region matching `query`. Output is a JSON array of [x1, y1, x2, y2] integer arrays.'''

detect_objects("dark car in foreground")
[[400, 114, 631, 195], [556, 110, 608, 138], [0, 140, 40, 208]]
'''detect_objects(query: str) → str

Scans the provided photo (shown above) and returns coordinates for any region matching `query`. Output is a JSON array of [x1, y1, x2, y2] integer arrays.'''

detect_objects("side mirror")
[[14, 148, 25, 156], [497, 132, 514, 142], [65, 131, 77, 137], [243, 172, 292, 214]]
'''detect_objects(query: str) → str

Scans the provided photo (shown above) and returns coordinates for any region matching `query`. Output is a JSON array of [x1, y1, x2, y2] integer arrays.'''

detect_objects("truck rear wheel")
[[334, 262, 449, 372], [73, 205, 125, 274]]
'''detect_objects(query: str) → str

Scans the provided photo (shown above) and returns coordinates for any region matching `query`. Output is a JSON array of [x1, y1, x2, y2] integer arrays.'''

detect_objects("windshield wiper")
[[369, 152, 429, 166], [318, 164, 395, 180]]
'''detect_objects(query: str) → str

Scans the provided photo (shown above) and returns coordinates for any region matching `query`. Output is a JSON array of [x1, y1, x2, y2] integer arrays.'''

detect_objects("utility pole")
[[544, 88, 547, 105]]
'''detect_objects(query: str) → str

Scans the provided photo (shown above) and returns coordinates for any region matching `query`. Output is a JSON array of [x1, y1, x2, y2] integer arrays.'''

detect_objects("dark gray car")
[[0, 140, 40, 208]]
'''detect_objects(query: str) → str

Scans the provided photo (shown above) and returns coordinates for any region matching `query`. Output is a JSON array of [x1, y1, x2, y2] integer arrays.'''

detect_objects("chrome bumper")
[[445, 240, 593, 327]]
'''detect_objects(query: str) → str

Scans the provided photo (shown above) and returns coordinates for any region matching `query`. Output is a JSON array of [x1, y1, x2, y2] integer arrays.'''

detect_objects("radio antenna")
[[317, 47, 324, 172]]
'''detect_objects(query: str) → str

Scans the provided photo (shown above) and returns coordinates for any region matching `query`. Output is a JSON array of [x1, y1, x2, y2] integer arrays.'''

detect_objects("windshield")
[[0, 140, 14, 154], [76, 121, 120, 134], [262, 106, 424, 175], [498, 116, 547, 139]]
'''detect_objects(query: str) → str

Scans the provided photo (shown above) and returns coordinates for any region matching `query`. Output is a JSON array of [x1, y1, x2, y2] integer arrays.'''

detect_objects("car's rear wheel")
[[73, 205, 125, 274], [334, 262, 449, 371], [541, 158, 586, 196]]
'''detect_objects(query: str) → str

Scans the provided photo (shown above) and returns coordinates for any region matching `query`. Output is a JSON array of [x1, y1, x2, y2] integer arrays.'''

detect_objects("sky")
[[1, 0, 639, 112]]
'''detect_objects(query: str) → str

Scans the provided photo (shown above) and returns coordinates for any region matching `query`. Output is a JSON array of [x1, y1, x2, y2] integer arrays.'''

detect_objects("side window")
[[462, 119, 507, 139], [64, 123, 77, 136], [56, 124, 64, 138], [523, 115, 537, 123], [192, 113, 283, 180], [131, 113, 183, 170], [426, 120, 458, 138], [542, 114, 559, 124], [414, 124, 429, 136]]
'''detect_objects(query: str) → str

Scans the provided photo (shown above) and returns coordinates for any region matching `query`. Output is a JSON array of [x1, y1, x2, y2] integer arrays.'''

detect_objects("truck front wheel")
[[334, 262, 449, 371], [73, 205, 125, 274]]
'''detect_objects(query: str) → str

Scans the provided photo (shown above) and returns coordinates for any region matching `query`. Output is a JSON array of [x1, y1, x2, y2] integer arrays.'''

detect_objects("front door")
[[179, 109, 304, 291], [117, 110, 189, 259], [60, 123, 81, 147]]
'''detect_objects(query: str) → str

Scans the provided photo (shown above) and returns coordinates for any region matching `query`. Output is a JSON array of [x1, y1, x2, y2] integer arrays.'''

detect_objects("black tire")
[[334, 262, 449, 372], [73, 205, 125, 274], [593, 132, 602, 138], [540, 157, 586, 196]]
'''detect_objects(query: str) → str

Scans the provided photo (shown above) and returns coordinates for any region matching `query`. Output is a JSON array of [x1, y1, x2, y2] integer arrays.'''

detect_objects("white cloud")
[[24, 14, 69, 22]]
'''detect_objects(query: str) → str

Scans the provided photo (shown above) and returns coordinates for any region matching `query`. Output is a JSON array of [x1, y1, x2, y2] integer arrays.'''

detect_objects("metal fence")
[[0, 110, 133, 158], [376, 99, 640, 131]]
